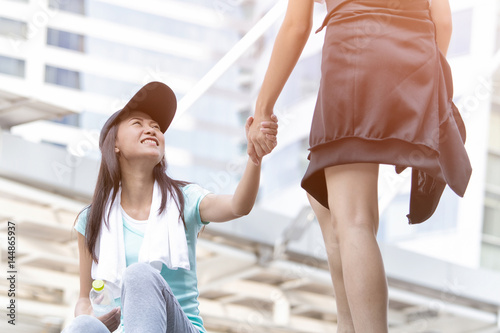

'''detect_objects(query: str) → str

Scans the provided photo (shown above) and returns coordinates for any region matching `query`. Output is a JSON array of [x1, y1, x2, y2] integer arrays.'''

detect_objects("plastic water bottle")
[[89, 279, 115, 317]]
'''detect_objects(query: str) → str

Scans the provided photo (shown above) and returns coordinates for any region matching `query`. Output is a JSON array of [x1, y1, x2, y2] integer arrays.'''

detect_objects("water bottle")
[[89, 279, 115, 317]]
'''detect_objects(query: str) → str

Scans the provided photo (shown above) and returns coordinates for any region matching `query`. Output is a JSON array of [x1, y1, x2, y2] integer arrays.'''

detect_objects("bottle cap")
[[92, 279, 105, 292]]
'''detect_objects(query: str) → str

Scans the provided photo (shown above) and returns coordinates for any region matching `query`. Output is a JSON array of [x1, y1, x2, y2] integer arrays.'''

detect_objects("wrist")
[[255, 101, 275, 118]]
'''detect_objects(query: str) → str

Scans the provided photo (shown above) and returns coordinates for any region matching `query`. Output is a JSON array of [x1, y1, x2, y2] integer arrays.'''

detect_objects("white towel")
[[91, 181, 190, 298]]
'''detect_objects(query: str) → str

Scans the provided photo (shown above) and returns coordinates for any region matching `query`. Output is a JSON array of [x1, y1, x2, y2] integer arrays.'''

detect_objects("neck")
[[120, 165, 155, 212]]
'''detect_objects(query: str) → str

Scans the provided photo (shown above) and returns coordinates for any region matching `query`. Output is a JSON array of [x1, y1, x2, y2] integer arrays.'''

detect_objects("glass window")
[[481, 242, 500, 271], [49, 0, 86, 15], [483, 203, 500, 238], [489, 108, 500, 151], [0, 17, 27, 39], [46, 65, 141, 98], [0, 55, 25, 77], [47, 28, 85, 52], [486, 153, 500, 188], [448, 8, 473, 58], [45, 65, 81, 89]]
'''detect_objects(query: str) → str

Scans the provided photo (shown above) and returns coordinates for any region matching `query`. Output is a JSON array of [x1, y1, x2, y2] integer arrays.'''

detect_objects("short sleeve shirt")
[[75, 184, 211, 332]]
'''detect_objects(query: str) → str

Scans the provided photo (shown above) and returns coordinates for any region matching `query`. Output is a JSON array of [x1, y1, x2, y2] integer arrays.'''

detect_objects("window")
[[483, 202, 500, 238], [49, 0, 86, 15], [481, 242, 500, 271], [47, 28, 85, 52], [0, 17, 27, 39], [0, 55, 25, 77], [45, 65, 81, 89], [486, 153, 500, 188]]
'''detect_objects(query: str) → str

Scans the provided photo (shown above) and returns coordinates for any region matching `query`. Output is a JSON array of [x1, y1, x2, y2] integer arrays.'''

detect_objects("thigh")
[[307, 193, 337, 244], [324, 163, 380, 233]]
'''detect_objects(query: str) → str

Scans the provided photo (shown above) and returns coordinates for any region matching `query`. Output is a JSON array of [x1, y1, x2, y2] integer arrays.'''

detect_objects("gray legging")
[[62, 263, 200, 333]]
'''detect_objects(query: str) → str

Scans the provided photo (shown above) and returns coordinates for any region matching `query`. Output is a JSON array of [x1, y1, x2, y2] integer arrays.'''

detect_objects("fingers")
[[245, 116, 254, 131], [260, 126, 278, 136], [256, 122, 278, 156], [266, 134, 278, 146], [261, 137, 276, 154], [247, 142, 260, 166], [260, 121, 278, 132], [98, 307, 121, 331], [260, 113, 278, 137], [254, 134, 275, 156], [252, 140, 267, 161], [261, 121, 278, 129], [245, 116, 254, 138], [247, 113, 279, 163]]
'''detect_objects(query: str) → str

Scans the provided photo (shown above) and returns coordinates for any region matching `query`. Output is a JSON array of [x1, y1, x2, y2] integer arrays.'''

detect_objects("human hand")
[[96, 307, 121, 332], [246, 114, 278, 165]]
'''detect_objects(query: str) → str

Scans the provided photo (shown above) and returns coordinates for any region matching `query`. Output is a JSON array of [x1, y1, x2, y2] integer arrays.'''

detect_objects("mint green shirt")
[[75, 184, 210, 332]]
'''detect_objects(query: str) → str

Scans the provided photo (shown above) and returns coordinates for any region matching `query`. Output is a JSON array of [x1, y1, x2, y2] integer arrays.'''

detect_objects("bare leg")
[[307, 193, 355, 332], [324, 163, 388, 332]]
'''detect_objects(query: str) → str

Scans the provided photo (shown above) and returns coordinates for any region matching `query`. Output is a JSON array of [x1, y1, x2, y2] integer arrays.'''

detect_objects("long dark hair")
[[77, 116, 188, 263]]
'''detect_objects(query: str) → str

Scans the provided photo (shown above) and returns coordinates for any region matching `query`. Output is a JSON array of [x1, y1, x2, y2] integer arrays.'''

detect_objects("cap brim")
[[99, 81, 177, 149], [122, 81, 177, 133]]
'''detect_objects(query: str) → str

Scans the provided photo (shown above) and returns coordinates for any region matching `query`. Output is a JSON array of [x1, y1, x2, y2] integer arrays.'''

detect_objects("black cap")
[[99, 81, 177, 149]]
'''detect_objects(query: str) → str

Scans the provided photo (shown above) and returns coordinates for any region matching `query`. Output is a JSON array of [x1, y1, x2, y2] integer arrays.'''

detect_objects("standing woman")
[[249, 0, 471, 331], [63, 81, 278, 333]]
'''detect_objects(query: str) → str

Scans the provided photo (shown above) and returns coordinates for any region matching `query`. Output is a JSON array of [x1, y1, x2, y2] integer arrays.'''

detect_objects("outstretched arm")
[[430, 0, 453, 56], [199, 117, 275, 222], [248, 0, 315, 163]]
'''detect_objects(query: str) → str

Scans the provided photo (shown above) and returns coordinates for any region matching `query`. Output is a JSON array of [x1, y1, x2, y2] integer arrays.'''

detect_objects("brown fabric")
[[301, 0, 472, 224]]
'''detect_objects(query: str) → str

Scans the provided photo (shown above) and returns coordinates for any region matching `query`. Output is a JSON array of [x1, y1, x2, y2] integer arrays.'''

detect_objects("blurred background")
[[0, 0, 499, 332]]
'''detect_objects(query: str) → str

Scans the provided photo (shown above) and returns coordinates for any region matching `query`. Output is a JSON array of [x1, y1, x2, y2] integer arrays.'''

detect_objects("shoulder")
[[181, 184, 211, 202], [74, 206, 90, 236], [181, 184, 211, 226]]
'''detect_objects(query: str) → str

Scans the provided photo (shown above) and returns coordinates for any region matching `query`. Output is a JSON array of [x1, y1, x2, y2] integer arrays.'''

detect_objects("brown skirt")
[[301, 0, 472, 224]]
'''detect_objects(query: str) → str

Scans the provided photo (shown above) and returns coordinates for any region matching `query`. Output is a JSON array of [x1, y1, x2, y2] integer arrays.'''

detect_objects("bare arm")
[[430, 0, 452, 56], [75, 233, 94, 317], [74, 232, 121, 330], [247, 0, 315, 163], [199, 159, 261, 222], [255, 0, 315, 115], [200, 117, 273, 222]]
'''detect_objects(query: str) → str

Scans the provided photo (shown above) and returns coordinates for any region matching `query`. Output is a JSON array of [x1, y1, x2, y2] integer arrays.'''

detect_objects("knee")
[[72, 314, 98, 326], [122, 262, 157, 287], [333, 211, 379, 236], [64, 315, 106, 332]]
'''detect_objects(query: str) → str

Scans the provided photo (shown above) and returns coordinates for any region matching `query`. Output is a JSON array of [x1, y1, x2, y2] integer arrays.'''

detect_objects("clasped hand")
[[245, 114, 279, 165]]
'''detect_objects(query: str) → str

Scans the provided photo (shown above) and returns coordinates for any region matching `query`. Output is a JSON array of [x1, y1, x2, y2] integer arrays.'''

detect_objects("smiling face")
[[114, 111, 165, 166]]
